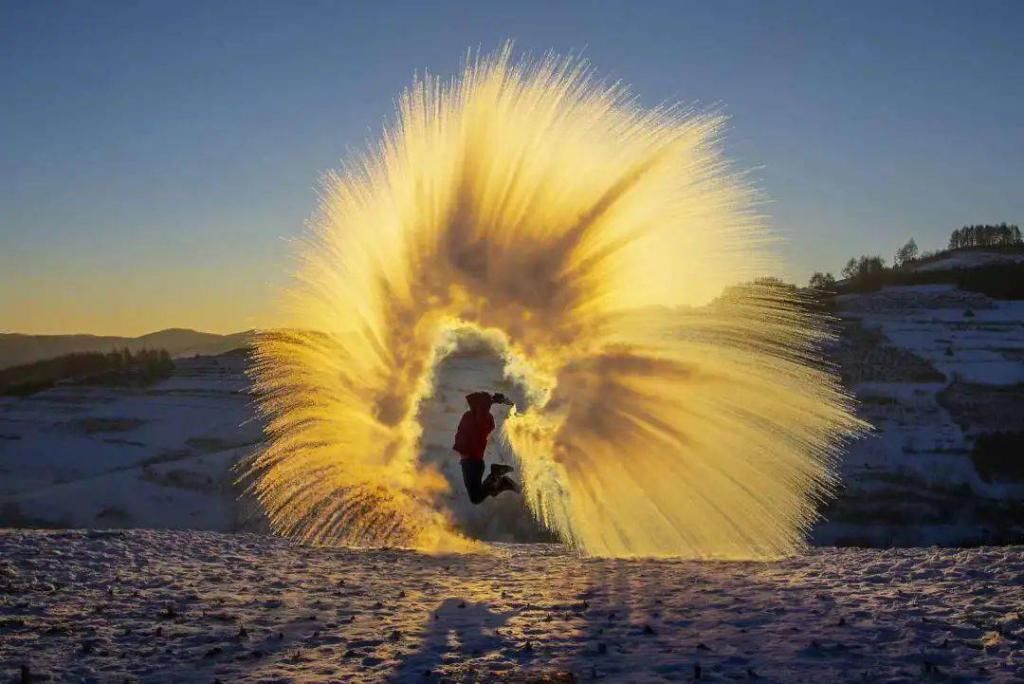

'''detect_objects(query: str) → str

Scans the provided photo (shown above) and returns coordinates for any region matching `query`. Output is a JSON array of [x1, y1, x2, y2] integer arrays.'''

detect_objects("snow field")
[[1, 530, 1022, 682]]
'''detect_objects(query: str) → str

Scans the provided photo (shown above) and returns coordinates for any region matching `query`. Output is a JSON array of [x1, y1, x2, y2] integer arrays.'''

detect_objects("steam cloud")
[[242, 47, 866, 559]]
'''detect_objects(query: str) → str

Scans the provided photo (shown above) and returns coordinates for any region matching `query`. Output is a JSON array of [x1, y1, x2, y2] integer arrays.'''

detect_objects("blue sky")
[[2, 0, 1021, 334]]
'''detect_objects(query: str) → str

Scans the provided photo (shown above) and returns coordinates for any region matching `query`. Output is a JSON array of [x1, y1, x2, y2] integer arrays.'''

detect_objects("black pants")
[[461, 459, 489, 505]]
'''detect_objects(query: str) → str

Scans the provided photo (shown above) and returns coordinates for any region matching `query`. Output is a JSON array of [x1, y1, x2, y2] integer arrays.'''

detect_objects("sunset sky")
[[3, 0, 1021, 336]]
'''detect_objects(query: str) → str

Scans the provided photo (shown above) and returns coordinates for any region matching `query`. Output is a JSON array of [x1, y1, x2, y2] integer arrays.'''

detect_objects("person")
[[453, 391, 520, 504]]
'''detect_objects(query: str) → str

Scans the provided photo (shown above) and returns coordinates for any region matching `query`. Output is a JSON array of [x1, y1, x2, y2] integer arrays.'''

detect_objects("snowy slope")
[[0, 353, 264, 532], [909, 250, 1024, 273], [3, 286, 1022, 549], [814, 284, 1024, 546], [2, 529, 1022, 683], [835, 285, 1024, 385]]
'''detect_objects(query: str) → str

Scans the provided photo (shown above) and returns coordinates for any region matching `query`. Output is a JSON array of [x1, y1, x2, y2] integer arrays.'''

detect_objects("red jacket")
[[453, 392, 495, 460]]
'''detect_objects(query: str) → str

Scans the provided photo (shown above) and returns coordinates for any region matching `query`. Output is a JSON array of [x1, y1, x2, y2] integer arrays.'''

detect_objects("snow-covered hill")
[[907, 249, 1024, 273], [2, 280, 1022, 548], [2, 529, 1021, 682], [814, 284, 1024, 546], [0, 353, 264, 532]]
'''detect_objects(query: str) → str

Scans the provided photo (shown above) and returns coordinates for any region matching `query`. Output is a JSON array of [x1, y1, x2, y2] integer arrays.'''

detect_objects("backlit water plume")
[[242, 48, 866, 559]]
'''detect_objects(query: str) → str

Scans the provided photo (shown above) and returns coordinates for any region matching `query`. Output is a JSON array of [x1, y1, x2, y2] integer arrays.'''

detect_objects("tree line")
[[948, 223, 1021, 250], [0, 348, 175, 397], [808, 222, 1022, 292]]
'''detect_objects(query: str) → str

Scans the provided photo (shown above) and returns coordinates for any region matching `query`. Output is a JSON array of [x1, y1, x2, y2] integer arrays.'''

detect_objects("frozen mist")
[[2, 529, 1023, 682], [245, 47, 863, 559]]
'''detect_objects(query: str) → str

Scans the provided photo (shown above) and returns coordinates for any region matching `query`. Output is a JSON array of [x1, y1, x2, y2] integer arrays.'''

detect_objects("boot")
[[489, 463, 514, 479], [490, 475, 520, 496]]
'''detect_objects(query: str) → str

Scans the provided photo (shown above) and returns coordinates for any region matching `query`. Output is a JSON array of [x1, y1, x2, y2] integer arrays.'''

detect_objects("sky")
[[2, 0, 1022, 336]]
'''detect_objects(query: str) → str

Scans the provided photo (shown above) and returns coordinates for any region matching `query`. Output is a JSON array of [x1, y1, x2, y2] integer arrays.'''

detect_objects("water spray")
[[241, 46, 866, 559]]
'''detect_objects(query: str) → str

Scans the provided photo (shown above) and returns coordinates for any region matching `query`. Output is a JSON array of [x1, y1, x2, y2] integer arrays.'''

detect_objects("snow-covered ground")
[[2, 529, 1022, 683], [0, 354, 264, 532], [836, 284, 1024, 385], [815, 284, 1024, 546], [3, 287, 1023, 548], [0, 345, 550, 542], [909, 250, 1024, 273]]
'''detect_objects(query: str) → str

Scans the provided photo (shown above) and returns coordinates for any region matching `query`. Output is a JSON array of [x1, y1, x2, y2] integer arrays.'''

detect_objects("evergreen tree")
[[841, 257, 858, 280], [808, 272, 836, 290], [895, 238, 918, 268]]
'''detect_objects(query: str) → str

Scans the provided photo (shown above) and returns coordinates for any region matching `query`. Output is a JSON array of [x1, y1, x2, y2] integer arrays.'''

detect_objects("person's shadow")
[[390, 597, 517, 681]]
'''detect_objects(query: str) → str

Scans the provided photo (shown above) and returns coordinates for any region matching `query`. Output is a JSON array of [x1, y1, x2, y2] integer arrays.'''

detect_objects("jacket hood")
[[466, 392, 493, 413]]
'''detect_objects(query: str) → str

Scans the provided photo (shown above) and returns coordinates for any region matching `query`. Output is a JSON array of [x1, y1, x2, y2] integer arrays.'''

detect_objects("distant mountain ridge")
[[0, 328, 254, 369]]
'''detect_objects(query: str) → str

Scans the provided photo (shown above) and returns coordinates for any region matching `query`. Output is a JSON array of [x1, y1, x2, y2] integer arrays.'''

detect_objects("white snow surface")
[[0, 354, 263, 532], [909, 251, 1024, 273], [836, 284, 1024, 385], [812, 284, 1024, 547], [2, 529, 1023, 683]]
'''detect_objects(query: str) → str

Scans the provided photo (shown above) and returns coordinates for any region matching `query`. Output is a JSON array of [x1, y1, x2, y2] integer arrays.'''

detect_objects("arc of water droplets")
[[242, 47, 866, 559]]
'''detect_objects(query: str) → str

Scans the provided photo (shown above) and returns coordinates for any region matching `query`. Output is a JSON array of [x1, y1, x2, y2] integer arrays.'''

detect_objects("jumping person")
[[453, 391, 520, 504]]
